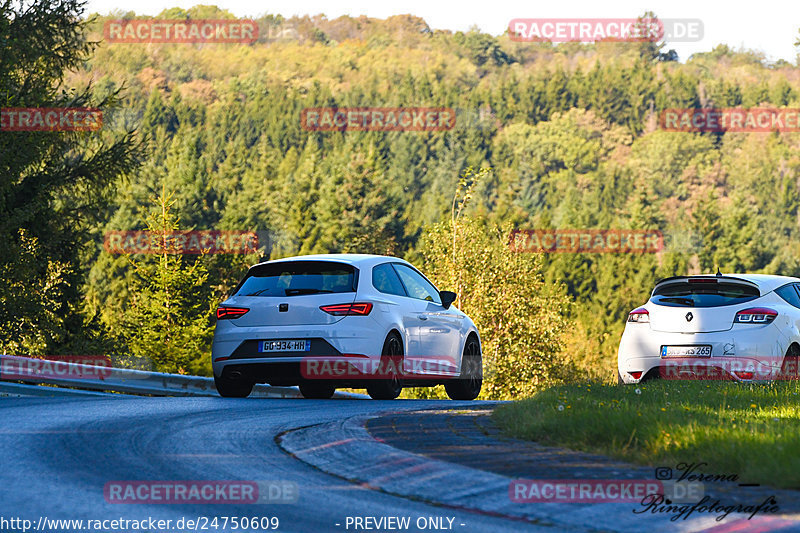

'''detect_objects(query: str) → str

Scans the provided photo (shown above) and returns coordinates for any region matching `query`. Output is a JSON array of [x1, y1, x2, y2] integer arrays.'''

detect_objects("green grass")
[[492, 380, 800, 489]]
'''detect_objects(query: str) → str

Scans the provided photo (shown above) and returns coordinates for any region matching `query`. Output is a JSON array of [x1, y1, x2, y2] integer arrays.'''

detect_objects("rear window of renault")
[[651, 281, 759, 307]]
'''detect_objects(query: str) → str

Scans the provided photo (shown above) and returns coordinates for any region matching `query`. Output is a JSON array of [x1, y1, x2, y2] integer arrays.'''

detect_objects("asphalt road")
[[0, 396, 555, 533]]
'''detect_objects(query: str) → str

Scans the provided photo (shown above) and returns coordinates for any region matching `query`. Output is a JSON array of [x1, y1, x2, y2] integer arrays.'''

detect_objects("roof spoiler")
[[652, 275, 760, 296]]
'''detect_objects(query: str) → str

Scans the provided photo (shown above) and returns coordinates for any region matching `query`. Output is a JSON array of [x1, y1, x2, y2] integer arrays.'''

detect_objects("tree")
[[116, 192, 216, 374], [0, 0, 141, 354], [312, 141, 401, 254]]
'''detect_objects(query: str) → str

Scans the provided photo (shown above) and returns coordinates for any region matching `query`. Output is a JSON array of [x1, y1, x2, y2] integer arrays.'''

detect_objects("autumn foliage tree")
[[414, 169, 573, 399]]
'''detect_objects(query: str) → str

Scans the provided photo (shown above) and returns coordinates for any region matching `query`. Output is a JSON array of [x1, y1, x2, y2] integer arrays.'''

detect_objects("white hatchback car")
[[618, 273, 800, 384], [212, 254, 482, 400]]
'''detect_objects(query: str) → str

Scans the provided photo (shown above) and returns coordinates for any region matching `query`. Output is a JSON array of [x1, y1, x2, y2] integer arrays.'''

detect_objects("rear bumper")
[[618, 355, 788, 383], [212, 320, 384, 379], [618, 326, 787, 384]]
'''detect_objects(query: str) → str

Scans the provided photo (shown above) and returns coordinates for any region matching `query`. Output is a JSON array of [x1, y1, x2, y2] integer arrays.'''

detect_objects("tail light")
[[734, 307, 777, 324], [628, 371, 643, 379], [320, 303, 373, 316], [216, 306, 250, 320], [627, 308, 650, 323]]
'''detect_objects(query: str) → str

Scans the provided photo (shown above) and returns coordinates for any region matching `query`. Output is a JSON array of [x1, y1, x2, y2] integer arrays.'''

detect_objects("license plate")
[[259, 340, 311, 353], [661, 345, 712, 357]]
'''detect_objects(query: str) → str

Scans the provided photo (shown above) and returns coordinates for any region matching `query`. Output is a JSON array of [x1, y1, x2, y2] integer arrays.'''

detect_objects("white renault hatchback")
[[618, 273, 800, 384], [212, 254, 482, 400]]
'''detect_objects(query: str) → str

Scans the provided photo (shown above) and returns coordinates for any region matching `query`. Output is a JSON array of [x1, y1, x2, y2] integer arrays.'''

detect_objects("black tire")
[[617, 371, 624, 385], [781, 344, 800, 380], [445, 336, 482, 400], [299, 381, 336, 399], [367, 332, 403, 400], [214, 374, 254, 398]]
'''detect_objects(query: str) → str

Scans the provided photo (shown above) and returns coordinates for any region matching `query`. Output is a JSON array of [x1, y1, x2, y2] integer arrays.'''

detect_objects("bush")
[[407, 169, 573, 399]]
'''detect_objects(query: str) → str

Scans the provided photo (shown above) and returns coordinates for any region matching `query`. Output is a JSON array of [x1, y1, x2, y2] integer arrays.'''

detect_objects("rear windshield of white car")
[[234, 261, 357, 297], [651, 282, 760, 307]]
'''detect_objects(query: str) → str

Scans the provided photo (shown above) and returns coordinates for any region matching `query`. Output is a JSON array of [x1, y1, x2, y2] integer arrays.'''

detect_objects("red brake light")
[[734, 307, 777, 324], [320, 303, 373, 316], [627, 308, 650, 323], [628, 371, 643, 379], [216, 306, 250, 320]]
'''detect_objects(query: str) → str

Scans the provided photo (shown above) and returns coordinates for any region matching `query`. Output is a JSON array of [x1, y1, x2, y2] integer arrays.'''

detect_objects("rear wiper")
[[284, 288, 333, 296], [658, 297, 695, 306], [246, 288, 274, 296]]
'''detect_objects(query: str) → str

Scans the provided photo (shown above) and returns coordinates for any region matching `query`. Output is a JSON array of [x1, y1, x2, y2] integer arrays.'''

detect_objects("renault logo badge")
[[686, 312, 693, 322]]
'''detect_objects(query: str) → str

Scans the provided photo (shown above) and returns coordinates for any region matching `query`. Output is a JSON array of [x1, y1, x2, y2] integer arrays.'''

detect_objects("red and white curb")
[[277, 412, 800, 533]]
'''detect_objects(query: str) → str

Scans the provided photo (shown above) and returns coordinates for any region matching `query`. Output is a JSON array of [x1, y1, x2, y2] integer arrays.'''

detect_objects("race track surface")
[[0, 396, 554, 533]]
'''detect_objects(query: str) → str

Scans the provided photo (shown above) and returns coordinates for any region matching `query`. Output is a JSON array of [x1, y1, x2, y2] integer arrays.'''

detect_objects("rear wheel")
[[367, 333, 403, 400], [299, 381, 336, 399], [445, 336, 482, 400], [780, 344, 800, 380], [214, 374, 254, 398]]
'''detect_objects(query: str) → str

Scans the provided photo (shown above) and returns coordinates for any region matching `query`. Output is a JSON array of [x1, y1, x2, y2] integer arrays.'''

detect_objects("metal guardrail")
[[0, 381, 114, 397], [0, 354, 322, 398]]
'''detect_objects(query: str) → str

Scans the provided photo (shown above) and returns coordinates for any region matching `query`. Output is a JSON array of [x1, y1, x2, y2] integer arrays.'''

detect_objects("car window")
[[372, 263, 407, 296], [651, 282, 760, 307], [235, 261, 356, 297], [393, 264, 441, 304], [776, 284, 800, 309]]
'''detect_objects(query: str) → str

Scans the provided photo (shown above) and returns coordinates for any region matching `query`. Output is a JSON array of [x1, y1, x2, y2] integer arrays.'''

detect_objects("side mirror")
[[440, 290, 457, 310]]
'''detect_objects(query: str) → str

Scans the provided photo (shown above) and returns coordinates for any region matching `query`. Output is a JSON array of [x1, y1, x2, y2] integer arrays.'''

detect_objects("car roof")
[[251, 253, 410, 269], [654, 273, 800, 295], [726, 274, 800, 293]]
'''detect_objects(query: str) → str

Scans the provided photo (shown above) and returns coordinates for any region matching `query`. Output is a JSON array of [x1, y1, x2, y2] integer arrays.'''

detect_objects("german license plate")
[[259, 340, 311, 353], [661, 345, 711, 357]]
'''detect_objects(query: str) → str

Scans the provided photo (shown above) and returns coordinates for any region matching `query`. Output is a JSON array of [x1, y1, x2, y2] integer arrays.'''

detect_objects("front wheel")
[[214, 374, 254, 398], [445, 336, 482, 400]]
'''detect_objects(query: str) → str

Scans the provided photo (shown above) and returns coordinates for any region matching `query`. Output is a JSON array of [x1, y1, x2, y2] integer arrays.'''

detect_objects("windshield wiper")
[[284, 288, 333, 296]]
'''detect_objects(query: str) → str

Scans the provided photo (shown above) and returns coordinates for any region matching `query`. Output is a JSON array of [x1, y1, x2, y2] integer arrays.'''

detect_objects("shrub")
[[409, 169, 574, 399]]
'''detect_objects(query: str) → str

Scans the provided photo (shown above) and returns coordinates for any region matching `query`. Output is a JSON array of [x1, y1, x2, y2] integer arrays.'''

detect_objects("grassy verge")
[[492, 380, 800, 489]]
